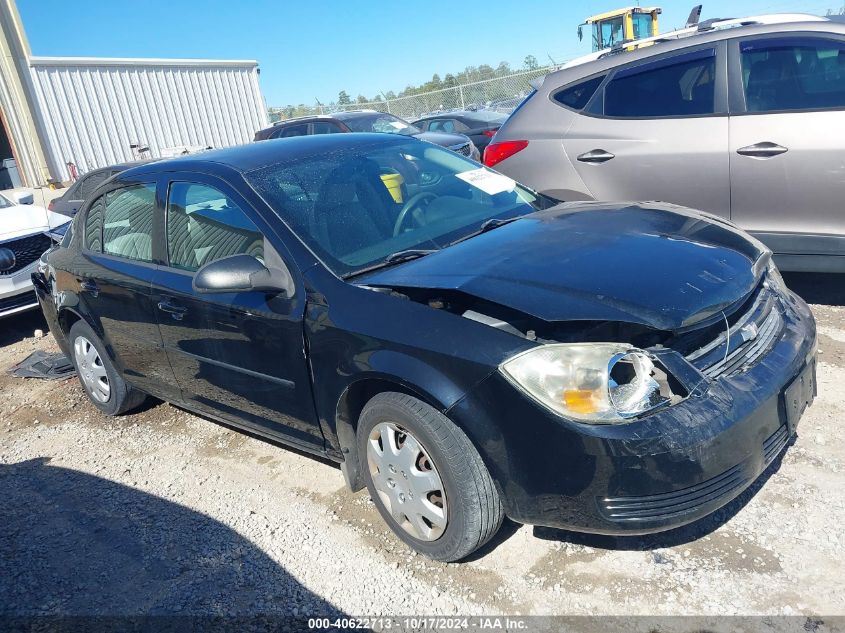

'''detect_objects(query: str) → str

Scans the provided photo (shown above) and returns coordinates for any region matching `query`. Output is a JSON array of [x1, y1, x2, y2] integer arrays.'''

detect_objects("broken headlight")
[[500, 343, 671, 424], [764, 259, 786, 294]]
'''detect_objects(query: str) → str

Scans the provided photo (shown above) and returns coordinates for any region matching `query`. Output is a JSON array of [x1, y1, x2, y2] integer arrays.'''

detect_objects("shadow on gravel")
[[0, 458, 344, 619], [0, 310, 47, 349], [784, 272, 845, 307], [533, 440, 793, 552]]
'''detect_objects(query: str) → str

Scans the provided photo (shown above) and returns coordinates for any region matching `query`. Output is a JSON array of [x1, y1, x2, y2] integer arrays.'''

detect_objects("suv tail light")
[[483, 140, 528, 168]]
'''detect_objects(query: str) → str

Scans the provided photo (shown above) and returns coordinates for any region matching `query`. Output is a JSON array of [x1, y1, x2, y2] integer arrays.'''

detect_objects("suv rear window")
[[553, 75, 604, 110], [604, 50, 716, 118]]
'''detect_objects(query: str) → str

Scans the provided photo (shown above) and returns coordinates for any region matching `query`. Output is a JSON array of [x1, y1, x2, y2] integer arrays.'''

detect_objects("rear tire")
[[68, 320, 146, 416], [357, 392, 503, 562]]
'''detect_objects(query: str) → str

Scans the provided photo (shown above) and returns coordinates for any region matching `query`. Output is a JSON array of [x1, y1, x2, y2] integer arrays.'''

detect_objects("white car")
[[0, 191, 71, 318]]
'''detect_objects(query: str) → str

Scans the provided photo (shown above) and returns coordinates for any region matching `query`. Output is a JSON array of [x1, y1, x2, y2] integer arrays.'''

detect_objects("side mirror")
[[192, 254, 295, 297], [13, 191, 34, 205], [0, 247, 15, 272]]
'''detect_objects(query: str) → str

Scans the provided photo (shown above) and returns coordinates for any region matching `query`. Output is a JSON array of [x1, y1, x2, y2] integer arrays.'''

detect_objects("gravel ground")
[[1, 273, 843, 618]]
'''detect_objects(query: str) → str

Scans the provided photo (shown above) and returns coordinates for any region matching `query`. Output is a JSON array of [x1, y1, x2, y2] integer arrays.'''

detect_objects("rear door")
[[150, 172, 324, 450], [75, 180, 179, 399], [727, 34, 845, 269], [563, 43, 731, 217]]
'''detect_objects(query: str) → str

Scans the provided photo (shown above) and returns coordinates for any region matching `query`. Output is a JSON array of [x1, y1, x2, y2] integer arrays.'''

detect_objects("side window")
[[429, 119, 456, 133], [277, 124, 309, 138], [102, 184, 156, 262], [77, 171, 110, 200], [741, 38, 845, 112], [604, 50, 717, 117], [166, 182, 264, 272], [84, 196, 105, 252], [553, 75, 605, 110], [312, 121, 341, 134]]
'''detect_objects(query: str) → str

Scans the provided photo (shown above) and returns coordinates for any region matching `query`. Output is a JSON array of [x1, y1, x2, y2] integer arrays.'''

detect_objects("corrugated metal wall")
[[28, 57, 269, 181]]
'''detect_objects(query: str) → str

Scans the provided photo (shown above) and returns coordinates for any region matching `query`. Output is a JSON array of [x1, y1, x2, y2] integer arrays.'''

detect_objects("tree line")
[[271, 55, 543, 120]]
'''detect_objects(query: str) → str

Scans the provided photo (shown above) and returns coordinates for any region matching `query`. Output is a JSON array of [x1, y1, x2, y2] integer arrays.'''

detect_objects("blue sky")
[[18, 0, 844, 107]]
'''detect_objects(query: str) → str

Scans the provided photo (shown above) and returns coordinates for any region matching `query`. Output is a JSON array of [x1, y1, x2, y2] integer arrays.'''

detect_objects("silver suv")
[[487, 16, 845, 273]]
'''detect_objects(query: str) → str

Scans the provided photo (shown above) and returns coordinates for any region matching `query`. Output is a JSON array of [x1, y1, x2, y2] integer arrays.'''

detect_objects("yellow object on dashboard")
[[380, 172, 404, 204]]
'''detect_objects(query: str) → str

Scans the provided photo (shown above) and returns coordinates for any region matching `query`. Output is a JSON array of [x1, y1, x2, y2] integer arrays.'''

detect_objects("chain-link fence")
[[268, 66, 557, 123]]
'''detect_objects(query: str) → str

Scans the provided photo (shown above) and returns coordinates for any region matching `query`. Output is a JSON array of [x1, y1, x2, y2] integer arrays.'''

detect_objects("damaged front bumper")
[[446, 289, 817, 535]]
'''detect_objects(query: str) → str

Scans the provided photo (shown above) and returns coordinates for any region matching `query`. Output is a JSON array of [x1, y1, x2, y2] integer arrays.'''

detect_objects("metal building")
[[0, 0, 268, 188]]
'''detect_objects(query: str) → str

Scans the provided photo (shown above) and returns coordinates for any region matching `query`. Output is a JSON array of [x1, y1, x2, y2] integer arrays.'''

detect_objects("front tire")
[[68, 320, 146, 416], [357, 392, 503, 562]]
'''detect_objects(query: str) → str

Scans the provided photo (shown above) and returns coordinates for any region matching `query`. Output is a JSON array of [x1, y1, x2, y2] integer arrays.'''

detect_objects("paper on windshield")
[[455, 168, 516, 196], [389, 121, 406, 130]]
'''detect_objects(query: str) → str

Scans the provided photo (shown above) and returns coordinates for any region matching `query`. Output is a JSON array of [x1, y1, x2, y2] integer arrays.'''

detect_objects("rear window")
[[553, 75, 605, 110], [604, 50, 717, 118]]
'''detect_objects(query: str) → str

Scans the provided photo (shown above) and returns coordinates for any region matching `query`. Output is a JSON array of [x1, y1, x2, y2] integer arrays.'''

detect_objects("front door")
[[564, 45, 731, 218], [150, 175, 324, 450], [728, 35, 845, 270]]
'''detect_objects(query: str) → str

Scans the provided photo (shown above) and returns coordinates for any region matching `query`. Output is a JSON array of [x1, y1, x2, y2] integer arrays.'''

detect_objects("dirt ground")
[[1, 272, 844, 618]]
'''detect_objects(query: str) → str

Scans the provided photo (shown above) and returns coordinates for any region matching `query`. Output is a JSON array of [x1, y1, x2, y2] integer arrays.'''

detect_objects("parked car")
[[486, 16, 845, 273], [412, 110, 508, 152], [0, 191, 70, 318], [34, 134, 816, 562], [254, 111, 480, 160], [49, 161, 151, 217]]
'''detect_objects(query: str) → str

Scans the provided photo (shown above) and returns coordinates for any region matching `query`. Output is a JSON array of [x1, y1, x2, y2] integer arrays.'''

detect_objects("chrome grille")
[[0, 233, 52, 276], [450, 142, 472, 157], [686, 287, 783, 380]]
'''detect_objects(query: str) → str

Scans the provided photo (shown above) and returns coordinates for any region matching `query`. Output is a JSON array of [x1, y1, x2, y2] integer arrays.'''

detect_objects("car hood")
[[413, 131, 471, 148], [0, 205, 71, 243], [360, 202, 769, 332]]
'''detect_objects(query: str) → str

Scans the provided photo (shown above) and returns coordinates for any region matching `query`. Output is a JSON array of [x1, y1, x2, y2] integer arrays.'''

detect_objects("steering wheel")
[[392, 191, 437, 237]]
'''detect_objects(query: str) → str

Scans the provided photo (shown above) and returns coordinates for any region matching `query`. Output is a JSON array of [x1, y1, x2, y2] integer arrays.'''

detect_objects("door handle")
[[157, 300, 188, 321], [577, 149, 615, 164], [736, 142, 788, 158], [80, 280, 99, 298]]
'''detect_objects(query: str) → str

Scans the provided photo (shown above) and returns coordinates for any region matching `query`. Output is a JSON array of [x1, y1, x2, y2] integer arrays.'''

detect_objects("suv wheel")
[[357, 392, 503, 562], [69, 320, 146, 416]]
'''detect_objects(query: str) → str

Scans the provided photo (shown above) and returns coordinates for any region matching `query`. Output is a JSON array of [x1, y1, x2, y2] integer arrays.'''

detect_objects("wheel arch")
[[333, 375, 452, 493]]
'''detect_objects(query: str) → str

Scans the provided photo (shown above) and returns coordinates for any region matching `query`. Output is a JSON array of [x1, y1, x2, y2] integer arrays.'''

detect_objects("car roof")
[[541, 18, 845, 88], [119, 133, 415, 178], [84, 159, 154, 175], [332, 110, 391, 120], [415, 110, 508, 121]]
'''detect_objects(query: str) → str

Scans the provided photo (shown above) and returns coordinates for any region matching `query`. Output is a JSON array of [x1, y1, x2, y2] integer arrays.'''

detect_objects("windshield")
[[593, 16, 624, 51], [245, 138, 552, 278], [341, 113, 421, 136]]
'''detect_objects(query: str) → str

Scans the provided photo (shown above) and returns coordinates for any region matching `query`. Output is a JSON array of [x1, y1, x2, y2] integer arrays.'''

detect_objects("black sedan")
[[33, 134, 816, 562], [412, 109, 508, 152]]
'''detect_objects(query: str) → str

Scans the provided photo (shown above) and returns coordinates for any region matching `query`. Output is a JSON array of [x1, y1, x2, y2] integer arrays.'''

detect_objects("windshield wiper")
[[449, 216, 521, 246], [342, 249, 437, 279], [384, 249, 437, 263]]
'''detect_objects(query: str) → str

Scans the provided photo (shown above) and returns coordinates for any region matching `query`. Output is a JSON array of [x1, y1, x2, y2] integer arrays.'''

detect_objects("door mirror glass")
[[192, 254, 294, 296], [13, 191, 33, 205], [0, 247, 15, 271]]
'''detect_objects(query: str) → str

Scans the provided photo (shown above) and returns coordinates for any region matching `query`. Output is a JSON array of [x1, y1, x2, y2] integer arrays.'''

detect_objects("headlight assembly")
[[500, 343, 672, 424]]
